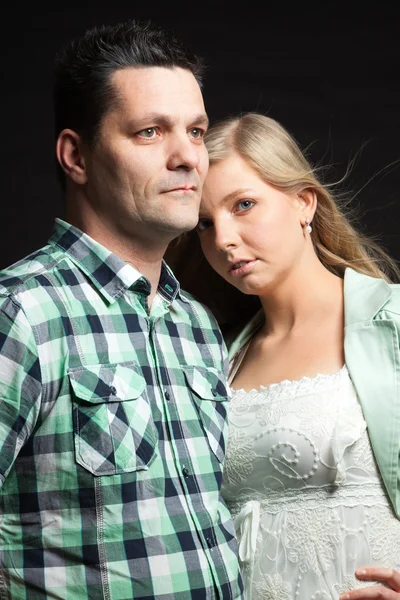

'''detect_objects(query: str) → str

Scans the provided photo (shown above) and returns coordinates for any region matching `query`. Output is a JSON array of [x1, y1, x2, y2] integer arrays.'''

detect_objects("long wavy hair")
[[167, 112, 400, 332]]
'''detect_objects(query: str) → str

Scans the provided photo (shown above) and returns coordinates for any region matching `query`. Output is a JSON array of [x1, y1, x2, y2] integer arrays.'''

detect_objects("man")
[[0, 20, 243, 599]]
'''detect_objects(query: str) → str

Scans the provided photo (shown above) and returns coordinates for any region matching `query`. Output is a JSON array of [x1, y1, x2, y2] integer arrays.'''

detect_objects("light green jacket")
[[227, 267, 400, 518]]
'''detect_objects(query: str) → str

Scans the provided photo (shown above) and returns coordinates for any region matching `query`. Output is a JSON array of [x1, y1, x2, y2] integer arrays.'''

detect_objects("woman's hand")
[[339, 567, 400, 599]]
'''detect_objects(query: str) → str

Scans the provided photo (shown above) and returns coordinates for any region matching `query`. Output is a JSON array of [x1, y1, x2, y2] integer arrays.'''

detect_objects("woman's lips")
[[229, 259, 258, 277]]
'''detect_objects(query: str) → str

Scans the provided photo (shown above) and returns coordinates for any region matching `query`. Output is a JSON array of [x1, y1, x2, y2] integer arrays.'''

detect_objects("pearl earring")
[[305, 218, 312, 233]]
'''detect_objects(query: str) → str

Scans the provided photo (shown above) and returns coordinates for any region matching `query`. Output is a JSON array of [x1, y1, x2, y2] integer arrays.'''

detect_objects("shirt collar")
[[49, 218, 182, 304]]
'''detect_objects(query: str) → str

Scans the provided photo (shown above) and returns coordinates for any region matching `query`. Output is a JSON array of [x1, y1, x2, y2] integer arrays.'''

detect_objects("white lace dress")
[[222, 359, 400, 599]]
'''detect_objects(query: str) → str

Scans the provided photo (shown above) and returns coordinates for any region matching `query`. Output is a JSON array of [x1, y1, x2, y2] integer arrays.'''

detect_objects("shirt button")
[[109, 386, 117, 395], [164, 390, 170, 401], [206, 537, 213, 548], [182, 467, 189, 477], [211, 388, 217, 397]]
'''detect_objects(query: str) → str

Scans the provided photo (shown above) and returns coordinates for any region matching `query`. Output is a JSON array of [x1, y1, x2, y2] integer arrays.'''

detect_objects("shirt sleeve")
[[0, 296, 42, 485]]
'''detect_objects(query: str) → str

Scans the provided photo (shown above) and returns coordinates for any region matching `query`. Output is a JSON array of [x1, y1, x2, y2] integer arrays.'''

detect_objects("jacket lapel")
[[227, 309, 264, 363], [344, 268, 400, 516]]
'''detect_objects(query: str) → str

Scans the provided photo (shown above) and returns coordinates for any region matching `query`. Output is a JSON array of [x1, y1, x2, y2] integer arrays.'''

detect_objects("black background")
[[2, 3, 400, 269]]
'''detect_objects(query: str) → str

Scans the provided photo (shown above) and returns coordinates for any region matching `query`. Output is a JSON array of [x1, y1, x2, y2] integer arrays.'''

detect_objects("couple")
[[0, 18, 399, 600]]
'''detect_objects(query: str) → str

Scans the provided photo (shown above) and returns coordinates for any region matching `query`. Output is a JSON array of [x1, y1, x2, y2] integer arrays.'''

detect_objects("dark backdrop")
[[2, 4, 400, 269]]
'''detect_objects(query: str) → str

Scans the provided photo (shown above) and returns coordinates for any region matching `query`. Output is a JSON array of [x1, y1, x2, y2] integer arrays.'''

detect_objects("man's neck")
[[65, 207, 167, 308]]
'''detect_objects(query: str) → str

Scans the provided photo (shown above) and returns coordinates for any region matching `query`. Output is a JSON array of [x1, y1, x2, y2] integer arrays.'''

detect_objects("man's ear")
[[297, 189, 317, 221], [56, 129, 88, 185]]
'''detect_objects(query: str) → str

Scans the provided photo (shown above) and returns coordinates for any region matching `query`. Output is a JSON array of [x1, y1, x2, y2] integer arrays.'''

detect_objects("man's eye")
[[189, 128, 205, 139], [138, 127, 157, 138]]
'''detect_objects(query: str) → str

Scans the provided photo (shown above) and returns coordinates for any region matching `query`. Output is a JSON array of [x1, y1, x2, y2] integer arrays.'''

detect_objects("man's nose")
[[166, 133, 202, 171]]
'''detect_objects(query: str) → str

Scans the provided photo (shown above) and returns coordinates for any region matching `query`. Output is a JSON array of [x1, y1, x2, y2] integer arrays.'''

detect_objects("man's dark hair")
[[53, 19, 205, 185]]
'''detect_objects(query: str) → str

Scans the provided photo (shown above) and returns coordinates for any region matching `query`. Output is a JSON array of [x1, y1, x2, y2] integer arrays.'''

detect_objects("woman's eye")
[[197, 218, 212, 232], [236, 200, 254, 212], [138, 127, 157, 138]]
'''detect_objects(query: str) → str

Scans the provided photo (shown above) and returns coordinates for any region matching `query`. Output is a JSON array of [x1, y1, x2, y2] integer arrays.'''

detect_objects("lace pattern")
[[222, 367, 398, 599]]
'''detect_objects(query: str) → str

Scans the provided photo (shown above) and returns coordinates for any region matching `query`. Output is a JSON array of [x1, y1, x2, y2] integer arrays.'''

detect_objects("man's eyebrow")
[[192, 114, 210, 128], [128, 113, 210, 129]]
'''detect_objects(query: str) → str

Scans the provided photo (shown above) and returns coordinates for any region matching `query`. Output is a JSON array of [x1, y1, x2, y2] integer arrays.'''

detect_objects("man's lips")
[[163, 185, 197, 193]]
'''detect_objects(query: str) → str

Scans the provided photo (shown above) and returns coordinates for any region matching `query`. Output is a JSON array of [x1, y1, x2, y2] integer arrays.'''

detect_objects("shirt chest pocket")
[[68, 362, 157, 476], [183, 366, 230, 464]]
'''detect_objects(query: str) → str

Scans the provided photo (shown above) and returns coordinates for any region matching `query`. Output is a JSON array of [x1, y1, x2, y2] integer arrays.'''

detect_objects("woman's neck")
[[257, 259, 344, 339]]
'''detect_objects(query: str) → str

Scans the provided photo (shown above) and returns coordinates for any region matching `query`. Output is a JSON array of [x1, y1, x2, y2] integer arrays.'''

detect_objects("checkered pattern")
[[0, 219, 243, 599]]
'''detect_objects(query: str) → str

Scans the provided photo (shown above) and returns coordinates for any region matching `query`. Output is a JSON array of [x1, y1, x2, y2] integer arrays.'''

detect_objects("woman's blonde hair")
[[167, 112, 400, 329]]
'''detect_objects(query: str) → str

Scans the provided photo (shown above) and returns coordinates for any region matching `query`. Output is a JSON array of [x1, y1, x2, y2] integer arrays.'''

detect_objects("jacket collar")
[[344, 267, 392, 325]]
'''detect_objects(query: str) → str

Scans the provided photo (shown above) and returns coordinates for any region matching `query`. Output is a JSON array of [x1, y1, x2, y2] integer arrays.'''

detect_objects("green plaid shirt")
[[0, 219, 242, 600]]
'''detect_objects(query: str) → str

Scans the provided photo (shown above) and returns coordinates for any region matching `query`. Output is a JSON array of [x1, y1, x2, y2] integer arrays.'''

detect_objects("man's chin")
[[158, 215, 199, 237]]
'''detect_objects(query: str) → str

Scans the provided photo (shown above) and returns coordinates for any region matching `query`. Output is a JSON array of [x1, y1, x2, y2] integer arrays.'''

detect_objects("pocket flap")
[[183, 366, 228, 401], [68, 361, 146, 403]]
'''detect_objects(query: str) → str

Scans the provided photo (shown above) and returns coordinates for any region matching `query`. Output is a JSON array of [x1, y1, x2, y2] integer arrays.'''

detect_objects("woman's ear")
[[56, 129, 88, 185], [297, 189, 317, 221]]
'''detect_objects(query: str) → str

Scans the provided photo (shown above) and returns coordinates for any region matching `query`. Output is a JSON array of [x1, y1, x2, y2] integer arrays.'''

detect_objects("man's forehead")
[[106, 68, 206, 124], [111, 65, 201, 95]]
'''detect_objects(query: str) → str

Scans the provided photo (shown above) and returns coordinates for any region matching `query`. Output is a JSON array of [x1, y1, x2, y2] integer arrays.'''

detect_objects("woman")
[[169, 113, 400, 599]]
